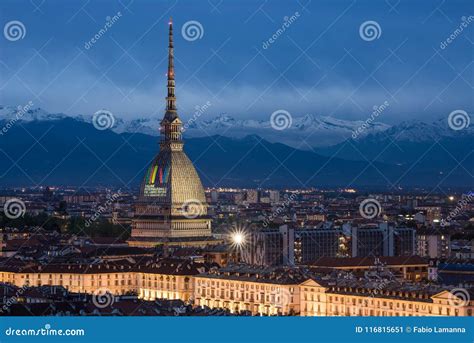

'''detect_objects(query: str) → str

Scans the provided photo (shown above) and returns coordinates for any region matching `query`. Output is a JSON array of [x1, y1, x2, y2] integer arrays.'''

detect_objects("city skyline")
[[0, 2, 473, 337]]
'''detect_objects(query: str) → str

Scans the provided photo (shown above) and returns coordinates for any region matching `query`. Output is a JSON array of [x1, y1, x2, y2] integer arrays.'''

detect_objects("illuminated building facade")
[[0, 261, 472, 316], [300, 279, 473, 317], [194, 265, 303, 316], [129, 19, 213, 248], [0, 259, 208, 303]]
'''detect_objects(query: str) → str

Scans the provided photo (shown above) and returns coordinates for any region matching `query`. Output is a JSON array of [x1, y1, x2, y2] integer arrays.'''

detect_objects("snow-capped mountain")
[[5, 105, 470, 149], [368, 117, 473, 142], [0, 105, 64, 122], [180, 114, 391, 148], [177, 113, 391, 148], [316, 115, 473, 167], [0, 105, 471, 187], [0, 106, 392, 148]]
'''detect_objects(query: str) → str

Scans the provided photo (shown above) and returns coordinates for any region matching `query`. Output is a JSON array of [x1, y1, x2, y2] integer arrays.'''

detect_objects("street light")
[[232, 232, 245, 246]]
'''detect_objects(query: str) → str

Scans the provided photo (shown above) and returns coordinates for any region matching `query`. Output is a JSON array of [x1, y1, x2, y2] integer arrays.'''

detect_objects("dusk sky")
[[0, 0, 472, 124]]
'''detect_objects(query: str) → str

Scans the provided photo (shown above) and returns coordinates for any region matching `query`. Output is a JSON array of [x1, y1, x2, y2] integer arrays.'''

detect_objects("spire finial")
[[161, 18, 183, 149], [166, 18, 175, 109]]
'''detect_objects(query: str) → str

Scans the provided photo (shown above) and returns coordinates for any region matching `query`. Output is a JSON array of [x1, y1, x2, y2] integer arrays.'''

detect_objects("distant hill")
[[316, 118, 473, 188], [0, 115, 471, 189]]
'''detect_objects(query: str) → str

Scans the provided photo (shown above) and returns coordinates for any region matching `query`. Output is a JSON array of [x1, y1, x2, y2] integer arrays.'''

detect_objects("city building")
[[306, 256, 429, 281], [0, 259, 472, 316], [351, 225, 389, 257], [268, 190, 280, 203], [0, 258, 215, 302], [415, 206, 442, 224], [129, 20, 215, 248], [391, 227, 417, 256], [294, 227, 348, 263], [435, 260, 474, 284], [416, 229, 451, 258], [300, 279, 473, 317], [351, 224, 416, 257], [241, 226, 293, 266], [246, 190, 259, 204], [194, 265, 303, 316]]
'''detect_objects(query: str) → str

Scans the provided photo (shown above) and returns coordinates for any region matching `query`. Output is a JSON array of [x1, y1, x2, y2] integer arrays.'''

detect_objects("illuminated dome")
[[130, 18, 212, 245], [140, 150, 207, 212]]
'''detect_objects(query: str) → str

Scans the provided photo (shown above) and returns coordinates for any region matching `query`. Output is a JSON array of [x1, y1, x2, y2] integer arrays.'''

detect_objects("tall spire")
[[166, 17, 176, 112], [161, 17, 183, 151]]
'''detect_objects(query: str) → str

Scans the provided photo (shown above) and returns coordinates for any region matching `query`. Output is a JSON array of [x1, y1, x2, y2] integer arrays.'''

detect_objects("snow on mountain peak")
[[0, 105, 404, 148]]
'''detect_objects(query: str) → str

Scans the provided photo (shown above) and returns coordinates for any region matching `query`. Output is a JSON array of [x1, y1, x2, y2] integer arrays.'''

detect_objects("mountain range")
[[0, 106, 390, 148], [0, 106, 471, 189]]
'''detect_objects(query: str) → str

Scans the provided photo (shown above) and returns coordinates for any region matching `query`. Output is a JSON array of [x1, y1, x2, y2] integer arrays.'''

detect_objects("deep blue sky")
[[0, 0, 472, 124]]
